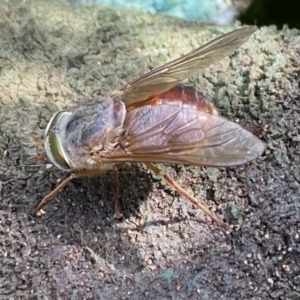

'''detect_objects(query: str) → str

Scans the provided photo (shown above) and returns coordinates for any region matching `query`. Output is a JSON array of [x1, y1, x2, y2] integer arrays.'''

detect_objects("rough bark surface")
[[0, 1, 299, 299]]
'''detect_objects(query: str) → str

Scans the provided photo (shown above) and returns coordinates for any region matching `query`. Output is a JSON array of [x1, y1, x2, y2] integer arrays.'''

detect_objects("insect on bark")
[[33, 26, 265, 231]]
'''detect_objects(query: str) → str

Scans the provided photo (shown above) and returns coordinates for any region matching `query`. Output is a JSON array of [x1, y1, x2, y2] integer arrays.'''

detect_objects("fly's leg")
[[112, 162, 128, 219], [32, 169, 106, 217], [113, 166, 123, 219], [144, 162, 232, 232], [32, 173, 75, 216]]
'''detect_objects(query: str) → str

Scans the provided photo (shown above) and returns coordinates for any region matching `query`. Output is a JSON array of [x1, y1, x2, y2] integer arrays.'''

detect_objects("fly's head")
[[44, 110, 72, 171], [44, 98, 126, 172]]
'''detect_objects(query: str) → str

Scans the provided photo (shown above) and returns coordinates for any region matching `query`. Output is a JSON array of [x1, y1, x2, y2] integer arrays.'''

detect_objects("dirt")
[[0, 1, 299, 299]]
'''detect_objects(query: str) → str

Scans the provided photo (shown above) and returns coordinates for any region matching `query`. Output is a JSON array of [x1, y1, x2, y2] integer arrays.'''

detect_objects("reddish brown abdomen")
[[126, 84, 218, 116]]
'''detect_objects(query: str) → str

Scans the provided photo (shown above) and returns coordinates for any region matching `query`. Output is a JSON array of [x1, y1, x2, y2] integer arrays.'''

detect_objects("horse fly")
[[33, 26, 264, 231]]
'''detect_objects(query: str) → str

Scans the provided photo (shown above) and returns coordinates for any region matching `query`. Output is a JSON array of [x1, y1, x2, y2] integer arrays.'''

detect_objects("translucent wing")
[[101, 86, 265, 167], [120, 26, 257, 105]]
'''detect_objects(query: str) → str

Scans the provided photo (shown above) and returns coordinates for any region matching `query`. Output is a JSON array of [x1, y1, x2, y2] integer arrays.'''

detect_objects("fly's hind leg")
[[144, 162, 232, 232]]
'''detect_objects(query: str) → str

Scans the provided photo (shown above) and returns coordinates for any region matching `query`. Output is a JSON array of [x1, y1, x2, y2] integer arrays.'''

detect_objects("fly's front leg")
[[144, 162, 232, 232], [32, 169, 107, 217], [32, 173, 76, 217]]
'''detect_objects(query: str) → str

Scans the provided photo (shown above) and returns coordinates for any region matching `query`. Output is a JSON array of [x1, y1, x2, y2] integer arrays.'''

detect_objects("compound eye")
[[44, 111, 68, 138], [44, 111, 72, 171], [44, 133, 70, 171]]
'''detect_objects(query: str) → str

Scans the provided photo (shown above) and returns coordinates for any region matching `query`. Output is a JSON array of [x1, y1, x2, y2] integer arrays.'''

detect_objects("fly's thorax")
[[44, 97, 126, 172]]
